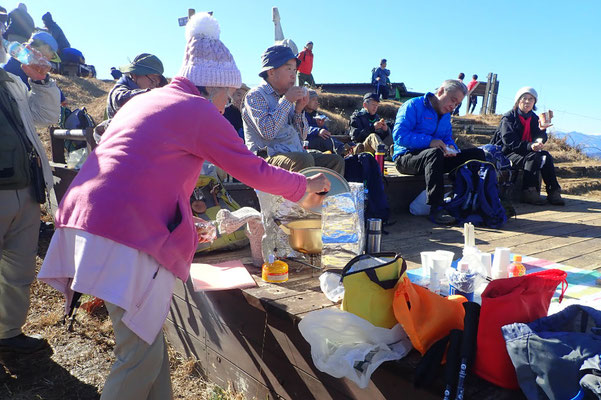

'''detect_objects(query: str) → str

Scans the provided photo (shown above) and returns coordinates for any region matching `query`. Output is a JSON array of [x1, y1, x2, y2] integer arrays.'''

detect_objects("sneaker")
[[547, 188, 565, 206], [0, 333, 49, 354], [430, 208, 457, 225], [521, 187, 546, 205]]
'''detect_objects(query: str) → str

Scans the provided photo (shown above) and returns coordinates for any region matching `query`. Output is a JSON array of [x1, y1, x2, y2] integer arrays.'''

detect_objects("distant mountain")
[[553, 131, 601, 159]]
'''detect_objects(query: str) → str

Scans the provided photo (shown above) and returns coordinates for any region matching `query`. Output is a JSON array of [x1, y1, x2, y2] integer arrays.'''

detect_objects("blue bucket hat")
[[30, 31, 61, 63], [259, 45, 300, 78]]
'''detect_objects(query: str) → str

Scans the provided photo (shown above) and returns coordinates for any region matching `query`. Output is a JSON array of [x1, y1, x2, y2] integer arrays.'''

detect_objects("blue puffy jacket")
[[392, 93, 457, 160]]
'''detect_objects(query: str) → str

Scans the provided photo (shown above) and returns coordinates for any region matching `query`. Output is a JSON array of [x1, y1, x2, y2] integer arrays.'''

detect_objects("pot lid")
[[298, 167, 351, 213]]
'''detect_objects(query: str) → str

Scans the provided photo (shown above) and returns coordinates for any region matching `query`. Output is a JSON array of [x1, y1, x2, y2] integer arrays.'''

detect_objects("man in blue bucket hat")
[[243, 45, 344, 174]]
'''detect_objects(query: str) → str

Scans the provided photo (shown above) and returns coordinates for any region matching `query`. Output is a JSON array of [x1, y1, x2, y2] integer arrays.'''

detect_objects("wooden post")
[[188, 9, 195, 17], [489, 74, 498, 114], [481, 73, 492, 115]]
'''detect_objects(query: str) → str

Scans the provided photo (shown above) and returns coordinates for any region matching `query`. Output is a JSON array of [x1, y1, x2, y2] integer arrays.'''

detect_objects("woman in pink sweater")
[[39, 13, 329, 400]]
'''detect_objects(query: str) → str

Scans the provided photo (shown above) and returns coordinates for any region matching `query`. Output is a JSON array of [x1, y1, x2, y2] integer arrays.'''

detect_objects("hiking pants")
[[0, 187, 40, 339], [101, 302, 172, 400], [506, 150, 560, 192], [395, 147, 486, 207], [266, 151, 345, 175], [362, 133, 394, 155], [374, 84, 390, 100], [468, 96, 478, 114], [298, 73, 315, 87]]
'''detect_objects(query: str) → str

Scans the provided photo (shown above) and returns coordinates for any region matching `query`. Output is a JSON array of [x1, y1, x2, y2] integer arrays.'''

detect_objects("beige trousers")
[[362, 133, 394, 155], [266, 151, 345, 175], [101, 302, 172, 400], [0, 187, 40, 339]]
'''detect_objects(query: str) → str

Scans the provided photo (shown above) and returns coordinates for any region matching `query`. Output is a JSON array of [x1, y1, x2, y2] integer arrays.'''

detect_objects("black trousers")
[[506, 150, 560, 191], [395, 147, 486, 207]]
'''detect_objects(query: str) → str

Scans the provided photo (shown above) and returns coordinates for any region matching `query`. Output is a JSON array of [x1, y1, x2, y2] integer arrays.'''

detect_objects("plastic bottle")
[[375, 144, 386, 174], [302, 140, 309, 151], [2, 39, 50, 67], [507, 255, 526, 277], [262, 255, 289, 283]]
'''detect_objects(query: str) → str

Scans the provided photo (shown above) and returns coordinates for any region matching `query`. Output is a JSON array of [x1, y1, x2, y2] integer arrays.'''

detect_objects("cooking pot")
[[278, 219, 322, 254]]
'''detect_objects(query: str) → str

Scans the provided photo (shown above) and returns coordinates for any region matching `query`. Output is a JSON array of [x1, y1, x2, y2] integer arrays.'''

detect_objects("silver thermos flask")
[[366, 218, 382, 254]]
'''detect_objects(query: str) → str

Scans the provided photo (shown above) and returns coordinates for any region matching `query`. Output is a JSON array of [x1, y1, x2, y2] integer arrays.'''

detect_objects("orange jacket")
[[297, 48, 313, 75]]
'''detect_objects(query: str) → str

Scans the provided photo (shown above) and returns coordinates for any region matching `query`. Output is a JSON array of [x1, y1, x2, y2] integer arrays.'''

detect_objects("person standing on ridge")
[[297, 41, 315, 87]]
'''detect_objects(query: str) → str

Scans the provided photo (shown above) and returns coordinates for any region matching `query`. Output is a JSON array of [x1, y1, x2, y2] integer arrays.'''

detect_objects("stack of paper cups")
[[491, 247, 511, 279], [429, 254, 448, 294], [479, 252, 493, 278]]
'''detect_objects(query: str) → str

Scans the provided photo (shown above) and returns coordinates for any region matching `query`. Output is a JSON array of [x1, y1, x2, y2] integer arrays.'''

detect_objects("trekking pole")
[[443, 329, 463, 400], [455, 302, 481, 400]]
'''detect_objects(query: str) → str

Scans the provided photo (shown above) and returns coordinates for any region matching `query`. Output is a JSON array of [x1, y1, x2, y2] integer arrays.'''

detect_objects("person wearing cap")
[[109, 66, 122, 80], [372, 59, 391, 99], [223, 83, 250, 139], [297, 41, 315, 87], [303, 89, 348, 155], [349, 92, 393, 155], [393, 79, 486, 225], [3, 3, 34, 43], [38, 13, 330, 399], [490, 87, 564, 205], [106, 53, 167, 119], [0, 19, 60, 355], [243, 45, 344, 174], [41, 12, 70, 54], [2, 31, 65, 104]]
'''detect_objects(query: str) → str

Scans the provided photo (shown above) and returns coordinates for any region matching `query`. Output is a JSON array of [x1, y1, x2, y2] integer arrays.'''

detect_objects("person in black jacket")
[[349, 92, 393, 155], [490, 87, 564, 205], [3, 3, 34, 43], [41, 12, 70, 53]]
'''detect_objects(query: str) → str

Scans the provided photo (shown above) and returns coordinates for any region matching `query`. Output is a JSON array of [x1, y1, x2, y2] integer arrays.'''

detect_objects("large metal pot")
[[278, 219, 322, 254]]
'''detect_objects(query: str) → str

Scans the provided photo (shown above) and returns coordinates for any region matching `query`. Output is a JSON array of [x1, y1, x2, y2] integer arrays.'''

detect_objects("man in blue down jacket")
[[393, 79, 485, 225]]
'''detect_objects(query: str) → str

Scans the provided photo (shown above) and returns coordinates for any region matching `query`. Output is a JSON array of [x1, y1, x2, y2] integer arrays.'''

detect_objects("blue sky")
[[19, 0, 601, 135]]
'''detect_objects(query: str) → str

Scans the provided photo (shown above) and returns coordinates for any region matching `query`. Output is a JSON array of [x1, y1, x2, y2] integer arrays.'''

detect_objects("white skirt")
[[39, 227, 176, 345]]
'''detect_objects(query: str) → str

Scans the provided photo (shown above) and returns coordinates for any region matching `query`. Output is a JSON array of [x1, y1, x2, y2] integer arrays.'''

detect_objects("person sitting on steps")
[[490, 86, 564, 206], [349, 92, 393, 157]]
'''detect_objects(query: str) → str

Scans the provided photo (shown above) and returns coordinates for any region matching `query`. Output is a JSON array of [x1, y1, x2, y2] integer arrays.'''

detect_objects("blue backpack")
[[344, 153, 390, 222], [445, 160, 507, 228]]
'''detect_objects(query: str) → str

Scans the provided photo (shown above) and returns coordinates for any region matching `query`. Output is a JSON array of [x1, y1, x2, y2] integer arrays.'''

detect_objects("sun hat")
[[514, 87, 538, 105], [258, 45, 300, 78], [30, 31, 61, 63], [178, 12, 241, 88], [120, 53, 164, 76], [308, 89, 318, 99]]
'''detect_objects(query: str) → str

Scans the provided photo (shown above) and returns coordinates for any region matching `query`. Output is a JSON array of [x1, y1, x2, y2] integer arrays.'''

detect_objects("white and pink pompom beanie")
[[179, 12, 242, 88]]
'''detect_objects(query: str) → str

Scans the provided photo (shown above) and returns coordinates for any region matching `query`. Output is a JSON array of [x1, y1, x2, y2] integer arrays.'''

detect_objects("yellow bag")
[[341, 253, 407, 328]]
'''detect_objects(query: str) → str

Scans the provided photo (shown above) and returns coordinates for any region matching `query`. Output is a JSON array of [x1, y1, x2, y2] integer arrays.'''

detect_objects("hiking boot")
[[521, 187, 546, 205], [501, 199, 517, 218], [430, 209, 457, 225], [547, 188, 565, 206], [0, 333, 49, 354]]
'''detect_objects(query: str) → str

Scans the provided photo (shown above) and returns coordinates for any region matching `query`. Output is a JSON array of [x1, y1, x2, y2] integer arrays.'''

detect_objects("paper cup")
[[491, 247, 511, 279], [435, 250, 455, 269], [420, 251, 437, 278], [429, 255, 447, 294], [479, 253, 492, 278]]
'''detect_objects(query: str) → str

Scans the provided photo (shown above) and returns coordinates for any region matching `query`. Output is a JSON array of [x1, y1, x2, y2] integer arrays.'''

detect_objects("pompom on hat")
[[514, 87, 538, 105], [178, 12, 241, 89]]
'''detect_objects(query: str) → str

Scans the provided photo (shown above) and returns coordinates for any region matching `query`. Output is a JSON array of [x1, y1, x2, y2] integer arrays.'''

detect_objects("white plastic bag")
[[319, 272, 344, 302], [409, 190, 430, 216], [298, 308, 412, 388], [66, 147, 89, 170]]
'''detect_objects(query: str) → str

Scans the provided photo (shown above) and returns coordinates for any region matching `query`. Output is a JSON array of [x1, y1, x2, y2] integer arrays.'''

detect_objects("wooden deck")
[[165, 194, 601, 399]]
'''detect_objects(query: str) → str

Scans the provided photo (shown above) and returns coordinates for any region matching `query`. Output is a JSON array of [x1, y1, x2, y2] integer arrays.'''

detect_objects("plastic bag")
[[410, 190, 430, 216], [66, 147, 89, 170], [319, 272, 344, 302], [298, 308, 412, 388]]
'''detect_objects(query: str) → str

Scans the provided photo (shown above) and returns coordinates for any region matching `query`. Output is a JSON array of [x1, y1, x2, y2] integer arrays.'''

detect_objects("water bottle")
[[2, 39, 50, 67], [375, 144, 386, 174]]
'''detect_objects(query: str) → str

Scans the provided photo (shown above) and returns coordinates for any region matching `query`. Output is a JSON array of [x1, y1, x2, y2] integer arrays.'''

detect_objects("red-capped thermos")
[[375, 144, 386, 174]]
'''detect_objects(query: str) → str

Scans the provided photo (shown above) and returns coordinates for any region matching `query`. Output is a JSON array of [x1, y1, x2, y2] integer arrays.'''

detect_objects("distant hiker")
[[223, 83, 250, 139], [38, 13, 330, 399], [452, 72, 465, 115], [2, 31, 66, 104], [371, 59, 391, 99], [392, 79, 486, 225], [41, 12, 70, 53], [349, 92, 393, 155], [297, 41, 315, 87], [304, 89, 348, 155], [0, 7, 8, 28], [109, 66, 122, 80], [467, 74, 479, 114], [106, 53, 167, 119], [0, 19, 60, 355], [243, 45, 344, 174], [490, 87, 564, 205], [3, 3, 34, 43]]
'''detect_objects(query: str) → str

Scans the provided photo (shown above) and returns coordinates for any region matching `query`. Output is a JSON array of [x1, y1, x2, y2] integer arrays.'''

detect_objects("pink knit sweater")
[[55, 77, 306, 281]]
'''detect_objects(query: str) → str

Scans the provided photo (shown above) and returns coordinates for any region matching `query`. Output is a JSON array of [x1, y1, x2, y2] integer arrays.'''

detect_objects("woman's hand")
[[306, 173, 331, 194], [531, 141, 544, 152]]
